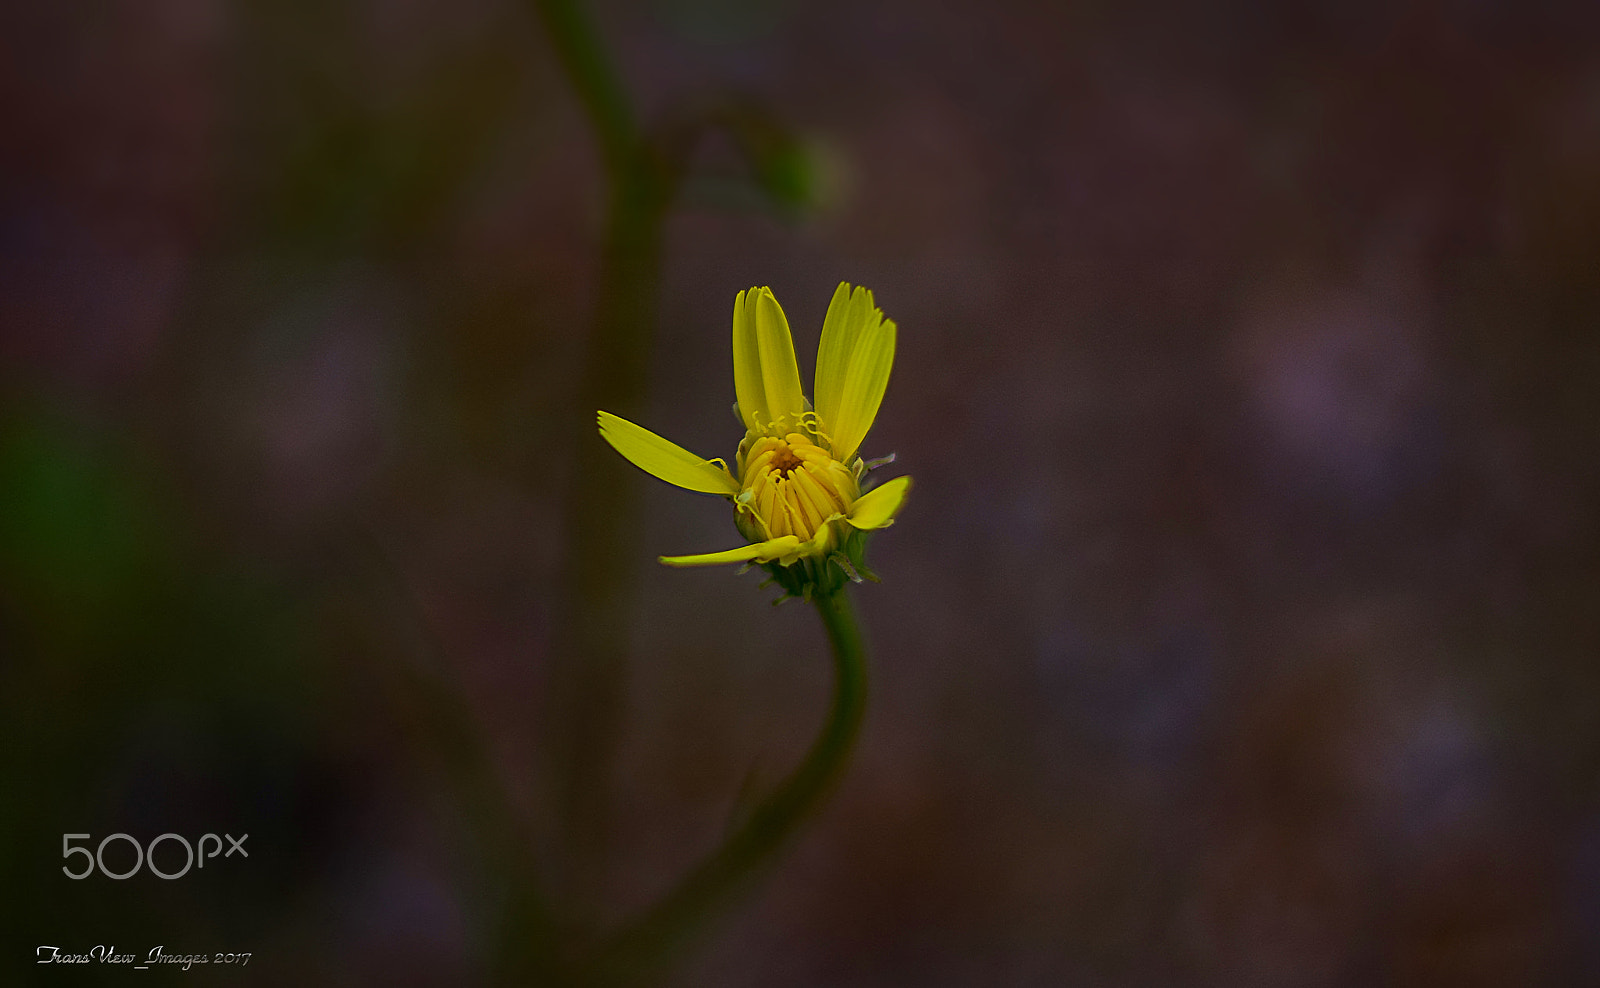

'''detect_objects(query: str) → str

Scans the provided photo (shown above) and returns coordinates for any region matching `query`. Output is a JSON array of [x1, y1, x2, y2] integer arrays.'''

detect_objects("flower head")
[[599, 283, 911, 597]]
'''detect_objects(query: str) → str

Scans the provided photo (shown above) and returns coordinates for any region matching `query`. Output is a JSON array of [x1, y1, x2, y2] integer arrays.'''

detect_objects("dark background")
[[4, 0, 1600, 984]]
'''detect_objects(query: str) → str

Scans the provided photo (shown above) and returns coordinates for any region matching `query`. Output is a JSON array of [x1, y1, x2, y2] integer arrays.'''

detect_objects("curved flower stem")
[[586, 588, 870, 986], [530, 1, 828, 906]]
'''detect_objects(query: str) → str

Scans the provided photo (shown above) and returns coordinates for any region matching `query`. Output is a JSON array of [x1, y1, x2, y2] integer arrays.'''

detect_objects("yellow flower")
[[598, 283, 911, 592]]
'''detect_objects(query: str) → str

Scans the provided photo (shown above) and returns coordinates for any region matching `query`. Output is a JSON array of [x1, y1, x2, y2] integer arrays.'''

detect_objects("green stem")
[[529, 0, 671, 920], [587, 589, 870, 985], [530, 0, 638, 182]]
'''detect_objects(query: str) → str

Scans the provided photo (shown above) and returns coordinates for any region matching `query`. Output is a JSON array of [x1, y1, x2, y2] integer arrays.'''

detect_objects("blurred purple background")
[[4, 0, 1600, 985]]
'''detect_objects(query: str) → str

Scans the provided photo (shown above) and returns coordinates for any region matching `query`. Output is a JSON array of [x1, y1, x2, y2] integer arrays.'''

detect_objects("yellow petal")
[[822, 292, 895, 464], [754, 288, 805, 426], [791, 520, 839, 562], [732, 287, 806, 434], [598, 411, 739, 495], [813, 282, 871, 440], [845, 475, 912, 530], [660, 535, 802, 568], [731, 289, 763, 433]]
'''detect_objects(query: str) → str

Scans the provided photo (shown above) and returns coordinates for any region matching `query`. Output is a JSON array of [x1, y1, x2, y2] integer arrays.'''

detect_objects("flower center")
[[736, 432, 859, 542], [769, 445, 803, 476]]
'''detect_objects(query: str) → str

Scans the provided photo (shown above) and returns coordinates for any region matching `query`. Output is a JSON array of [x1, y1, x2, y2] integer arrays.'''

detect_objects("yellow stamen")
[[736, 430, 857, 543]]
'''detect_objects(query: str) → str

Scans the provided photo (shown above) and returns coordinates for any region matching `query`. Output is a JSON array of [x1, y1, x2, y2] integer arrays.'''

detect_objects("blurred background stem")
[[529, 0, 666, 918], [585, 589, 869, 986], [526, 0, 827, 978]]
